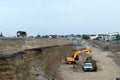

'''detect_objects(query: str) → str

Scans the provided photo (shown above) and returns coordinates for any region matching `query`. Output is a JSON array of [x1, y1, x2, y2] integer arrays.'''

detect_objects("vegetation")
[[35, 35, 41, 38], [116, 34, 120, 40], [82, 34, 90, 40]]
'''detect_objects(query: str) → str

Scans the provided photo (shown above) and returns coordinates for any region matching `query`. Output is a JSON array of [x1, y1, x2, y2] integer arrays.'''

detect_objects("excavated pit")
[[0, 38, 73, 80]]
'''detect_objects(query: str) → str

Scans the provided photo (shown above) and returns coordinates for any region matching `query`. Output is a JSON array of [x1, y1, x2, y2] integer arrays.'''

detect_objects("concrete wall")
[[0, 44, 73, 80]]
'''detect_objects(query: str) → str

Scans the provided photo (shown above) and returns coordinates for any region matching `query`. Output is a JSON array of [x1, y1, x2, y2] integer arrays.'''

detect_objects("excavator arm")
[[65, 48, 91, 63]]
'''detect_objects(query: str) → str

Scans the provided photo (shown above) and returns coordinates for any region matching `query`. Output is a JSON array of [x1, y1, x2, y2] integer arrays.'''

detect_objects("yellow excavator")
[[65, 48, 97, 71], [65, 48, 91, 63]]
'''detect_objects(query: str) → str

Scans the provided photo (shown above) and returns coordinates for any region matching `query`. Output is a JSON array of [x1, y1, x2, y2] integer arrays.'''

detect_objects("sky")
[[0, 0, 120, 36]]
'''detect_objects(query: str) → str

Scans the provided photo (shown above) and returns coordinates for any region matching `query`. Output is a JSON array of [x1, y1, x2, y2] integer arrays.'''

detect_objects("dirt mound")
[[0, 38, 73, 54], [0, 38, 25, 54]]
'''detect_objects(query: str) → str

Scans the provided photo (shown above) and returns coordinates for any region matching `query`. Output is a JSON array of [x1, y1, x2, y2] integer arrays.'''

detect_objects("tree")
[[35, 35, 41, 38], [116, 34, 120, 40], [82, 34, 90, 40]]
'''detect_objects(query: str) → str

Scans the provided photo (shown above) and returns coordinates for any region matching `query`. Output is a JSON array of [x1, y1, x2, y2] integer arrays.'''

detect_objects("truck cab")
[[82, 62, 97, 72]]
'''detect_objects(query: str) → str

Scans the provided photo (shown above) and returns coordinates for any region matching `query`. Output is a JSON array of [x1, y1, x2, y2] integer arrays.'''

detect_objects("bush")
[[82, 35, 90, 40]]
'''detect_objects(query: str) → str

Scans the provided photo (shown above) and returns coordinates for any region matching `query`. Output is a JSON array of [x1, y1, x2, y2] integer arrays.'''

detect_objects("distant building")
[[90, 34, 98, 40], [49, 35, 58, 39], [104, 32, 119, 41]]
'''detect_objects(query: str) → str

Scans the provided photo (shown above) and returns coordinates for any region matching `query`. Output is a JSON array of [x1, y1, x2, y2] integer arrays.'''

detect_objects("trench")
[[0, 44, 73, 80]]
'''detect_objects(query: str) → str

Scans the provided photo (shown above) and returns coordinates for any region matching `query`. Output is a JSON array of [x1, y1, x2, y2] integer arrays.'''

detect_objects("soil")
[[0, 38, 73, 80], [0, 38, 73, 54]]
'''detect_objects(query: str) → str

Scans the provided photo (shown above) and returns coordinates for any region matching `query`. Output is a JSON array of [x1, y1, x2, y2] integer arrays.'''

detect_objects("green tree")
[[35, 35, 41, 38], [116, 34, 120, 40], [82, 34, 90, 40]]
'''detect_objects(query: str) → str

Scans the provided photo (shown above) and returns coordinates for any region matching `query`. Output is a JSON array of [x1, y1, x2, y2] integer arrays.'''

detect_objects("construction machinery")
[[65, 48, 97, 71], [82, 56, 97, 71], [17, 31, 27, 37]]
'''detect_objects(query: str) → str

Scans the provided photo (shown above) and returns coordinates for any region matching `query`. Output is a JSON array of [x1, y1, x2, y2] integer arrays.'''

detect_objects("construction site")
[[0, 36, 120, 80], [0, 0, 120, 80]]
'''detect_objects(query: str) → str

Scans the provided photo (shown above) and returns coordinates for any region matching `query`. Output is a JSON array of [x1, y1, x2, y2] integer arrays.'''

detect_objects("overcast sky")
[[0, 0, 120, 36]]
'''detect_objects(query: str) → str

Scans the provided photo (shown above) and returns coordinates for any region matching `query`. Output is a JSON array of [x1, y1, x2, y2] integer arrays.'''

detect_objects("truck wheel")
[[94, 66, 97, 71], [84, 70, 87, 72], [82, 67, 87, 72]]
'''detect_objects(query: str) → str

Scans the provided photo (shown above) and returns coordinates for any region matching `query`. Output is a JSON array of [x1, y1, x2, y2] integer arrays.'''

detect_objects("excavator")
[[65, 48, 97, 72]]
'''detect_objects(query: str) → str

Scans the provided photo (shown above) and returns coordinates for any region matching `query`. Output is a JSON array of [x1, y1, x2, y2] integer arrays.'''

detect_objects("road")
[[59, 46, 120, 80]]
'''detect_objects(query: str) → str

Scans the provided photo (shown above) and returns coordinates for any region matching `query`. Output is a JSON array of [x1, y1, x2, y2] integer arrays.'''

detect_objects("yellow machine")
[[65, 48, 91, 64]]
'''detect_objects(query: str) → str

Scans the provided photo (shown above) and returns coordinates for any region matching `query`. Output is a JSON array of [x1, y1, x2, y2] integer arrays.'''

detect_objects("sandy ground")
[[59, 43, 120, 80], [0, 38, 73, 54]]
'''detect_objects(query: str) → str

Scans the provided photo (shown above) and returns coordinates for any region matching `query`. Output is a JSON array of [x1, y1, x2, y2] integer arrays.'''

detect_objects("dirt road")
[[59, 47, 120, 80]]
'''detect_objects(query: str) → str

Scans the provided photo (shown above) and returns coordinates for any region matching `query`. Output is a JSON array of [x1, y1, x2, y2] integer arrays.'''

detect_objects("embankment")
[[0, 38, 73, 80], [91, 40, 120, 67]]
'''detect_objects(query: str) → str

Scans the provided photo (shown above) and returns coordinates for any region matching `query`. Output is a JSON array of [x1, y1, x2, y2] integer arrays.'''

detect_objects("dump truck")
[[82, 57, 97, 71]]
